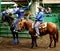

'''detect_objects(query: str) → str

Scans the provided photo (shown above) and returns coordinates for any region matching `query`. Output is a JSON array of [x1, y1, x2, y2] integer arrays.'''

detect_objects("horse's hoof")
[[36, 45, 38, 47], [17, 41, 20, 44], [17, 39, 20, 44], [49, 45, 51, 48], [54, 46, 56, 48], [12, 39, 17, 44], [47, 47, 50, 49], [31, 46, 33, 48]]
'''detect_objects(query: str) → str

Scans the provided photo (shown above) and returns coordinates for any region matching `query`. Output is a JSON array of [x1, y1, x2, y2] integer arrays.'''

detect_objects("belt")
[[36, 20, 42, 22]]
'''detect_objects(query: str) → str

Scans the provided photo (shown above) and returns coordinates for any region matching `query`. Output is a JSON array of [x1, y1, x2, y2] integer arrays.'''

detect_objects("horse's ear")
[[21, 18, 25, 21], [20, 19, 23, 22]]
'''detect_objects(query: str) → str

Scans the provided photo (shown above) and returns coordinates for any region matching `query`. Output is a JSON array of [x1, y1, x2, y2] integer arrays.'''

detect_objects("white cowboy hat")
[[13, 4, 18, 7]]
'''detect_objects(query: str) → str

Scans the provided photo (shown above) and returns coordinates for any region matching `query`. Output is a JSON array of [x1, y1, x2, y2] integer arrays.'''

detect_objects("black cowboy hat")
[[37, 6, 43, 9]]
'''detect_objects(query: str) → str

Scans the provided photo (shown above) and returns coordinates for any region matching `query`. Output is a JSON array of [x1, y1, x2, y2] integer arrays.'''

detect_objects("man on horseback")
[[34, 6, 44, 36], [13, 3, 31, 32]]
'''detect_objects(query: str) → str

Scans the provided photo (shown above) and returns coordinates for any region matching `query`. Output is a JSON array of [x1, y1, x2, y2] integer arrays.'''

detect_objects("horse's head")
[[1, 14, 9, 22], [17, 19, 26, 31], [2, 14, 14, 22]]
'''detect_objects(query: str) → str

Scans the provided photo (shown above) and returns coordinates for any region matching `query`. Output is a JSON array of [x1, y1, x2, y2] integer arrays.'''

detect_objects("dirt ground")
[[0, 32, 60, 51]]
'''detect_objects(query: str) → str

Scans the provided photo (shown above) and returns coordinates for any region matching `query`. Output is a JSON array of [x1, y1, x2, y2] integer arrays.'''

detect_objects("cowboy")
[[13, 3, 31, 32], [34, 6, 44, 36]]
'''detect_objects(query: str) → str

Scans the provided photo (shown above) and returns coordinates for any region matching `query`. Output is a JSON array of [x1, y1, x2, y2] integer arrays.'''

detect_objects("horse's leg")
[[12, 31, 17, 44], [31, 36, 35, 48], [15, 32, 20, 44], [34, 36, 38, 47], [53, 35, 56, 47], [31, 36, 37, 48], [12, 32, 15, 40], [31, 38, 34, 48], [10, 28, 15, 40], [49, 34, 53, 47]]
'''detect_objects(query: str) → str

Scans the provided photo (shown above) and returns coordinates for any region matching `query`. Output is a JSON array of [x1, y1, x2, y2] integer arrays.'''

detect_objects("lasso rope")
[[20, 0, 32, 7]]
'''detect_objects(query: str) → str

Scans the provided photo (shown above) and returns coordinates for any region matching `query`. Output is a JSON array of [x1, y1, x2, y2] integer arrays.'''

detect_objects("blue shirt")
[[13, 6, 29, 19], [13, 8, 19, 17], [35, 11, 44, 21]]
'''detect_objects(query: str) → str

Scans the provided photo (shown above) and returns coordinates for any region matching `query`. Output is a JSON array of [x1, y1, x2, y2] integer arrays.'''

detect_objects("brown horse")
[[17, 19, 59, 48]]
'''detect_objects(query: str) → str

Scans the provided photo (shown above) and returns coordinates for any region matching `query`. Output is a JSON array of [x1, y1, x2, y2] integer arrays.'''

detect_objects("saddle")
[[38, 22, 47, 29], [32, 22, 47, 29]]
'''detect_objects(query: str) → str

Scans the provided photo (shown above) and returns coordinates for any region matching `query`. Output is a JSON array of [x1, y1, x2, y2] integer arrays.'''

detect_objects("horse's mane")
[[23, 20, 32, 30], [4, 14, 14, 26], [5, 14, 14, 20]]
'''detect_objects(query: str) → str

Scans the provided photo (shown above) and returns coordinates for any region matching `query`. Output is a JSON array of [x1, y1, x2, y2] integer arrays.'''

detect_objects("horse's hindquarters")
[[47, 22, 57, 33]]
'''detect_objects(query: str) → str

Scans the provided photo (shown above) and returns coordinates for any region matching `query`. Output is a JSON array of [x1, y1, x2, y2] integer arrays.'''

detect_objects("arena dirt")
[[0, 32, 60, 51]]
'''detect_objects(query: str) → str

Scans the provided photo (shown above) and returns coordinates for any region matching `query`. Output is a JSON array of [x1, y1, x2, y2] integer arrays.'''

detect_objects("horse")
[[1, 11, 32, 44], [17, 19, 59, 48], [1, 14, 20, 44]]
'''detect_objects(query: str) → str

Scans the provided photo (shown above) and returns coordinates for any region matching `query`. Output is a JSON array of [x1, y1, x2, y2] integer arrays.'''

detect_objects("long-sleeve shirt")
[[13, 6, 29, 19], [35, 11, 44, 21]]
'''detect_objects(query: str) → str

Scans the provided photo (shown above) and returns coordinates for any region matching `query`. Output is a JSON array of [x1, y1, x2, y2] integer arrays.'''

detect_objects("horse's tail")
[[56, 28, 59, 42]]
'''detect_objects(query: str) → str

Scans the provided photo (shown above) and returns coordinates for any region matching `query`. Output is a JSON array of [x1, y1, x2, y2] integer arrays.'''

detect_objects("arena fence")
[[0, 13, 60, 38]]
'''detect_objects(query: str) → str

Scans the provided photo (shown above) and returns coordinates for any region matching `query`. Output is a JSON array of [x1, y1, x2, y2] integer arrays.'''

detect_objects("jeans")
[[34, 21, 41, 35], [14, 18, 20, 31]]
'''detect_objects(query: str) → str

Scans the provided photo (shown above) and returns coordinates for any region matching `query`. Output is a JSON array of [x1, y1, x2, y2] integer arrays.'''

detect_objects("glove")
[[9, 12, 13, 15], [29, 2, 32, 6]]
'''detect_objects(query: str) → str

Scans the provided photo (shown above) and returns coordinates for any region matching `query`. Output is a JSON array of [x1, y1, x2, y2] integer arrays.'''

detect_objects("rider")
[[13, 3, 31, 32], [34, 6, 44, 36]]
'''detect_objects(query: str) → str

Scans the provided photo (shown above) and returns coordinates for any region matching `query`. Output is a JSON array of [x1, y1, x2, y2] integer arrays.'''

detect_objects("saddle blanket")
[[32, 22, 47, 29]]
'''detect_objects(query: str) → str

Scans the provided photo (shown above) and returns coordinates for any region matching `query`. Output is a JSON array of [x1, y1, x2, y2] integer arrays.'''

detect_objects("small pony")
[[17, 19, 59, 48]]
